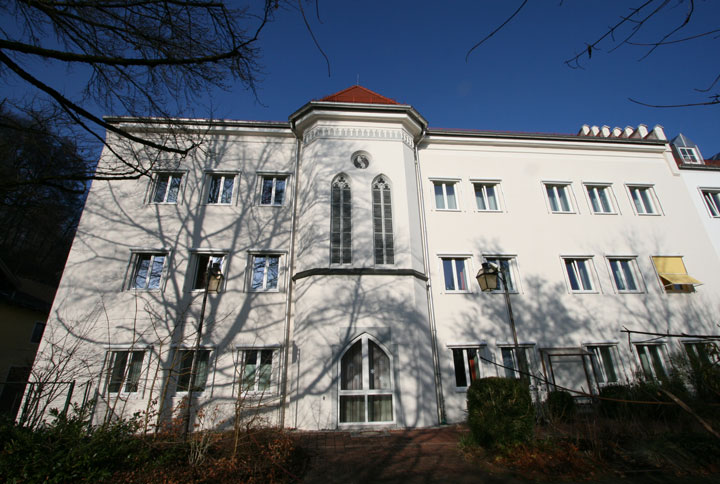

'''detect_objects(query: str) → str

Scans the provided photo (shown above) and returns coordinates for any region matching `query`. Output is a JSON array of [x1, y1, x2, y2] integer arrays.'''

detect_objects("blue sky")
[[205, 1, 719, 157]]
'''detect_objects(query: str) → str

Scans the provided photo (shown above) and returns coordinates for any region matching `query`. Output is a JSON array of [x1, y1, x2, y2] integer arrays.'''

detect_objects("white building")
[[33, 86, 720, 429]]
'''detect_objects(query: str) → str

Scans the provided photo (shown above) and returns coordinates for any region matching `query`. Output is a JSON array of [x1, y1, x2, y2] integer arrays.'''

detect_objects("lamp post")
[[475, 261, 529, 381], [184, 262, 223, 438]]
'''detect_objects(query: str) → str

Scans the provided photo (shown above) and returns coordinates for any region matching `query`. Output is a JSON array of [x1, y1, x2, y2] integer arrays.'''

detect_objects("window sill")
[[434, 208, 461, 212], [454, 387, 469, 393], [258, 203, 284, 208], [568, 290, 599, 294], [635, 213, 661, 216], [149, 202, 179, 206], [475, 209, 503, 213], [616, 290, 644, 294], [550, 211, 576, 214], [590, 212, 617, 215], [249, 289, 281, 293]]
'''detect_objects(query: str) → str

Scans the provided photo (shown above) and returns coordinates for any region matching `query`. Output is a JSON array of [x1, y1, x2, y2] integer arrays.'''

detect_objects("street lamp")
[[475, 261, 529, 381], [184, 262, 223, 438]]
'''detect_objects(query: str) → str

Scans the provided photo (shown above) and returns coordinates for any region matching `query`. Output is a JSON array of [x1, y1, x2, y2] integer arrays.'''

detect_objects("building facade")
[[32, 86, 720, 429]]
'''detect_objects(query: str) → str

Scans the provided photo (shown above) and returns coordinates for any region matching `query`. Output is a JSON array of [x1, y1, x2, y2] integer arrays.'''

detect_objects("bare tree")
[[0, 0, 280, 184]]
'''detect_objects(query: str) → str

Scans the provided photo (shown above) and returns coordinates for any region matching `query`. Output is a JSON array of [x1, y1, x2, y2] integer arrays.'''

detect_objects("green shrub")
[[467, 377, 534, 450], [546, 390, 576, 421], [599, 377, 690, 421]]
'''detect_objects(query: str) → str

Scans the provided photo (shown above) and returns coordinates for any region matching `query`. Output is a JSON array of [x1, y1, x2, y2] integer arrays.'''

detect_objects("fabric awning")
[[652, 256, 703, 286], [659, 274, 702, 285]]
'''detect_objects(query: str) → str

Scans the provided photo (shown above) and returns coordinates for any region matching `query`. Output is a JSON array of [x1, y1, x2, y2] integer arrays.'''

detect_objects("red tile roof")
[[319, 86, 400, 105]]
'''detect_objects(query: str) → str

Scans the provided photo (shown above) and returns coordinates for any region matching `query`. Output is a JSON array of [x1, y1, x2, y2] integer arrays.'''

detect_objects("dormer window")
[[678, 147, 700, 164]]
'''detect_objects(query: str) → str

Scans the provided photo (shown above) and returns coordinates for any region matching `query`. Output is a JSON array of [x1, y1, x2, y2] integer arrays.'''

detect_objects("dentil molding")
[[303, 125, 414, 148]]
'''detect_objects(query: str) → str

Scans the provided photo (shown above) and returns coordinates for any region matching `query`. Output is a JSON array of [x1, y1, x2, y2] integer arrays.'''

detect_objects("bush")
[[467, 377, 534, 450], [546, 390, 576, 421], [599, 376, 690, 421]]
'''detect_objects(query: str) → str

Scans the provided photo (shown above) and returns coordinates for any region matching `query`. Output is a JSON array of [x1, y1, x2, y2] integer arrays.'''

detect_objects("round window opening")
[[351, 151, 371, 169]]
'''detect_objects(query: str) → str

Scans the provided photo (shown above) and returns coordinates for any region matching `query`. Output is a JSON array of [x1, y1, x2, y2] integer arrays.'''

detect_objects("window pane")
[[133, 255, 151, 289], [475, 185, 487, 210], [243, 350, 257, 392], [599, 346, 618, 383], [177, 350, 194, 391], [207, 176, 220, 203], [598, 189, 612, 212], [193, 350, 210, 391], [486, 185, 498, 210], [452, 349, 467, 387], [108, 351, 128, 393], [609, 260, 625, 290], [446, 184, 457, 210], [467, 348, 481, 382], [221, 177, 234, 204], [455, 259, 467, 291], [251, 256, 266, 290], [434, 183, 445, 209], [167, 175, 181, 203], [620, 261, 637, 291], [368, 395, 393, 422], [588, 188, 601, 213], [261, 178, 274, 204], [369, 341, 390, 390], [340, 396, 365, 423], [558, 187, 570, 212], [501, 348, 517, 378], [257, 350, 273, 391], [148, 255, 164, 289], [442, 259, 455, 291], [124, 351, 144, 392], [565, 260, 580, 291], [193, 254, 210, 289], [153, 174, 169, 203], [577, 260, 592, 289], [547, 186, 559, 212], [274, 178, 286, 205], [341, 341, 363, 390], [649, 346, 666, 379], [639, 189, 653, 213], [266, 256, 279, 289]]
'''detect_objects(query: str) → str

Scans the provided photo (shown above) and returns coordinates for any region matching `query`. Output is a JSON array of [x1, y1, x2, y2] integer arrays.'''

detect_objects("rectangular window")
[[628, 186, 658, 215], [500, 346, 535, 379], [651, 256, 700, 293], [701, 190, 720, 217], [152, 173, 182, 204], [176, 349, 211, 392], [250, 254, 280, 291], [608, 257, 641, 293], [473, 183, 500, 211], [585, 184, 615, 214], [433, 181, 458, 210], [545, 183, 573, 213], [192, 254, 225, 290], [107, 350, 145, 393], [239, 349, 275, 394], [441, 258, 469, 292], [30, 322, 45, 344], [678, 147, 700, 163], [206, 174, 235, 204], [684, 341, 718, 366], [260, 176, 286, 206], [563, 258, 595, 292], [586, 345, 620, 384], [483, 257, 516, 292], [452, 347, 482, 388], [132, 253, 166, 290], [635, 344, 668, 380]]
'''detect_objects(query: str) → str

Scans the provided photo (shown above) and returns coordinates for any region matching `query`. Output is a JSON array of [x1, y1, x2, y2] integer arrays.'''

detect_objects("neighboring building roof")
[[319, 86, 400, 105]]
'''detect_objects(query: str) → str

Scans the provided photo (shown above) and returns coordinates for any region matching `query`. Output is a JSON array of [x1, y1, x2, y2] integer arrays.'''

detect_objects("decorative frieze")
[[303, 125, 414, 148]]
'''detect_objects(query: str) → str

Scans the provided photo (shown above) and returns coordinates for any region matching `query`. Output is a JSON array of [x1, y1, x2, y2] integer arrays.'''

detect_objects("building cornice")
[[103, 116, 294, 137]]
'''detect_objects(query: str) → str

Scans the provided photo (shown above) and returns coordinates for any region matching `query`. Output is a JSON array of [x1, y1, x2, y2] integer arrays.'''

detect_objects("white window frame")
[[173, 347, 214, 394], [105, 348, 148, 395], [150, 172, 184, 204], [129, 251, 168, 291], [543, 182, 576, 214], [237, 346, 279, 396], [471, 180, 502, 212], [372, 175, 395, 266], [678, 146, 700, 164], [700, 188, 720, 218], [448, 344, 486, 391], [627, 185, 661, 216], [431, 179, 460, 211], [258, 173, 289, 207], [189, 251, 228, 292], [605, 256, 643, 294], [497, 343, 537, 380], [584, 343, 623, 386], [561, 256, 599, 293], [439, 256, 472, 293], [634, 343, 669, 381], [482, 255, 520, 293], [248, 252, 283, 292], [584, 183, 617, 215], [205, 172, 237, 205]]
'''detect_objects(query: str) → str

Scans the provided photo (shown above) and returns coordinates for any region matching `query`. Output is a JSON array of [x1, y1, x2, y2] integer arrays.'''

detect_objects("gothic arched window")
[[331, 174, 351, 264], [339, 335, 394, 423], [372, 176, 394, 265]]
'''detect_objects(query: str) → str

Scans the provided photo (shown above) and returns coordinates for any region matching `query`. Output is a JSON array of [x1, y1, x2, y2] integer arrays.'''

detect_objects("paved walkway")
[[293, 425, 524, 484]]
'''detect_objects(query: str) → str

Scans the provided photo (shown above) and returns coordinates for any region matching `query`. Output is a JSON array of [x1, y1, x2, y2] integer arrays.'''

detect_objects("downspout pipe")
[[279, 123, 302, 428], [413, 129, 447, 425]]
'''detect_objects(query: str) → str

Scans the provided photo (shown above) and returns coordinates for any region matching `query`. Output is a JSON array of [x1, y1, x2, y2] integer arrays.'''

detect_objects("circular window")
[[351, 151, 370, 169]]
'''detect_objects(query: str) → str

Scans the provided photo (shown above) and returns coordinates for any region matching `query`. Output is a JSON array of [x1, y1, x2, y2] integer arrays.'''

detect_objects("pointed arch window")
[[372, 176, 394, 265], [339, 335, 394, 423], [331, 174, 352, 264]]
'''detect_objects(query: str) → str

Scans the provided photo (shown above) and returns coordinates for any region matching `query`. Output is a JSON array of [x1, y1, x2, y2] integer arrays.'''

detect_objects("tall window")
[[545, 183, 573, 213], [372, 176, 394, 265], [441, 258, 469, 292], [239, 349, 275, 394], [132, 253, 166, 290], [339, 335, 393, 423], [107, 350, 145, 393], [473, 182, 499, 211], [433, 181, 458, 210], [701, 190, 720, 217], [628, 186, 658, 215], [176, 349, 211, 392], [484, 257, 516, 292], [452, 347, 482, 388], [207, 174, 235, 204], [563, 258, 595, 292], [586, 345, 620, 384], [260, 176, 286, 206], [635, 344, 668, 380], [192, 254, 225, 290], [500, 345, 536, 379], [608, 257, 640, 293], [152, 173, 182, 203], [330, 174, 351, 264], [586, 184, 615, 214], [250, 254, 280, 291]]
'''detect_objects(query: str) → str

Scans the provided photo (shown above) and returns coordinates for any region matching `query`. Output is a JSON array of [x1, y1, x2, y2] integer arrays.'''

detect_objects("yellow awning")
[[660, 274, 703, 286]]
